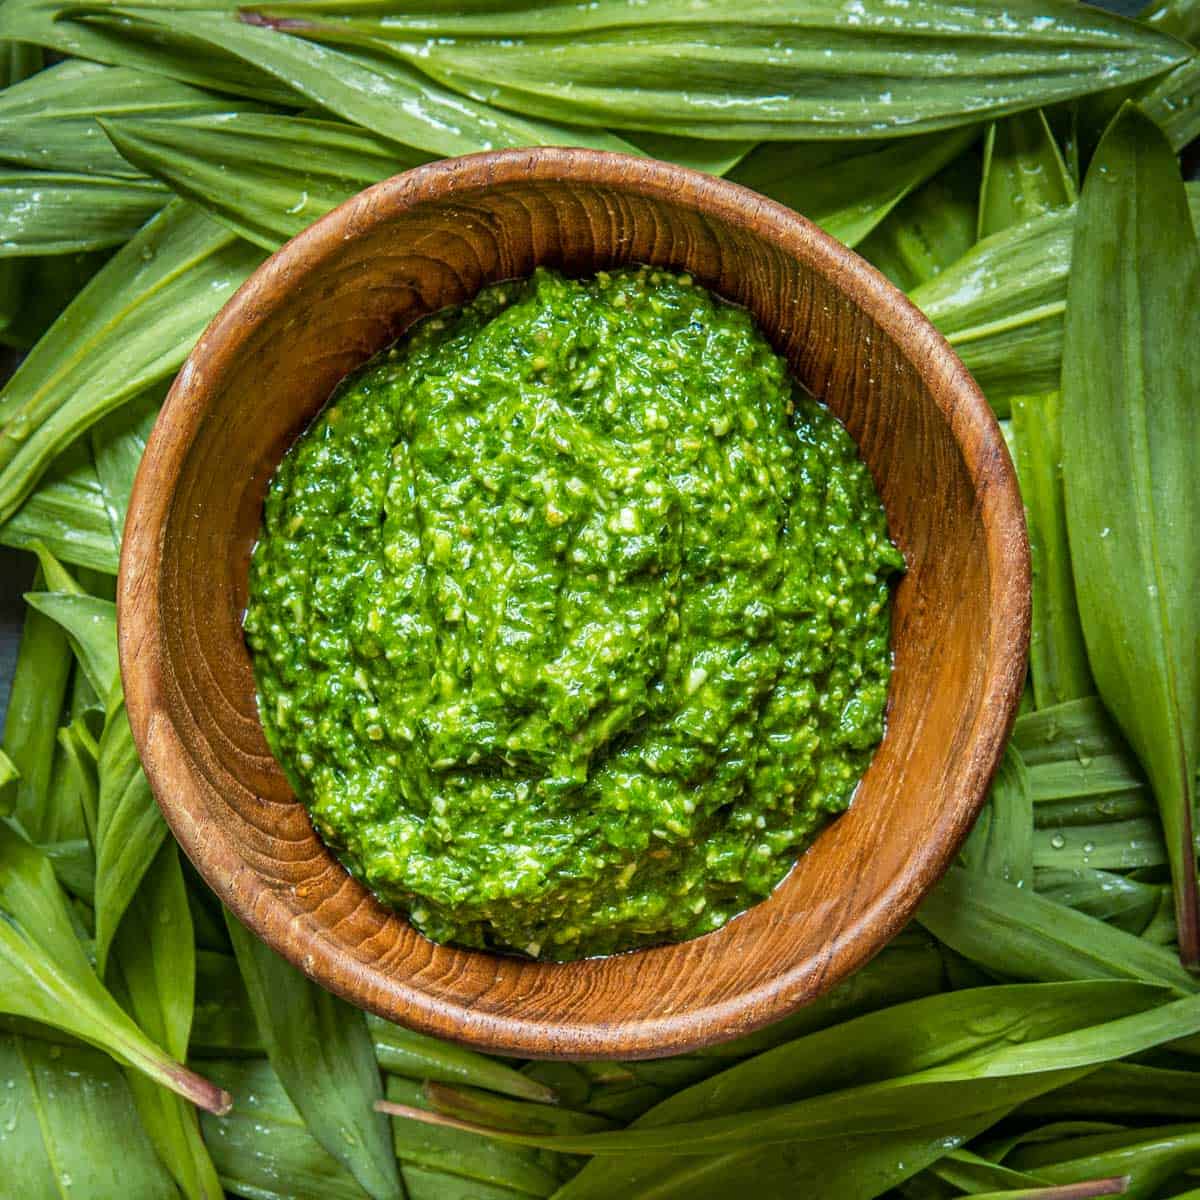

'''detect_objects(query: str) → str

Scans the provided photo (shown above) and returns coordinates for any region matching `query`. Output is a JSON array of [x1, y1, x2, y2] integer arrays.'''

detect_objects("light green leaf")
[[0, 59, 249, 178], [728, 126, 979, 248], [0, 442, 121, 574], [248, 0, 1191, 140], [90, 387, 160, 546], [94, 693, 168, 976], [0, 821, 231, 1113], [102, 111, 431, 250], [224, 910, 402, 1200], [0, 200, 264, 525], [23, 592, 118, 699], [1060, 104, 1200, 964], [0, 169, 166, 256]]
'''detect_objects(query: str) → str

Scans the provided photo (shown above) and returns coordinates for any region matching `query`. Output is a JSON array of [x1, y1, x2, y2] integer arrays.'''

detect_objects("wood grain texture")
[[117, 148, 1029, 1059]]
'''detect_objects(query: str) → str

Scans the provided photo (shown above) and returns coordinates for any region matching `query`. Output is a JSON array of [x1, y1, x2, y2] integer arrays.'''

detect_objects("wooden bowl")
[[118, 148, 1029, 1059]]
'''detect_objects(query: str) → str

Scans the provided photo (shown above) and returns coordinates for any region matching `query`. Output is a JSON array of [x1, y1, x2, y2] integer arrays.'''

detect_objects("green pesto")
[[244, 267, 903, 961]]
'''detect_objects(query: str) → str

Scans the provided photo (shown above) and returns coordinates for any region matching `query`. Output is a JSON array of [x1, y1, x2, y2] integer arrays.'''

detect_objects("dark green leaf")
[[102, 110, 430, 250], [109, 839, 223, 1200], [0, 168, 167, 256], [369, 1015, 558, 1103], [201, 1057, 372, 1200], [1013, 697, 1132, 769], [0, 821, 231, 1112], [0, 250, 111, 353], [0, 0, 305, 105], [0, 40, 43, 87], [1011, 393, 1094, 708], [224, 909, 402, 1200], [92, 6, 638, 158], [1008, 1123, 1200, 1198], [1060, 104, 1200, 962], [978, 109, 1075, 239], [1033, 818, 1173, 872], [1035, 868, 1160, 934], [1020, 1061, 1200, 1120], [0, 200, 263, 525], [249, 0, 1190, 140], [854, 148, 981, 291], [919, 867, 1197, 993], [0, 571, 72, 822], [0, 1030, 179, 1198], [0, 59, 261, 178], [40, 836, 96, 901], [728, 127, 979, 248], [962, 746, 1034, 887]]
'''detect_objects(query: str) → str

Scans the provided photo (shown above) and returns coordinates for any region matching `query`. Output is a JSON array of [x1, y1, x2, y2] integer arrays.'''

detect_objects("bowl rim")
[[118, 146, 1030, 1058]]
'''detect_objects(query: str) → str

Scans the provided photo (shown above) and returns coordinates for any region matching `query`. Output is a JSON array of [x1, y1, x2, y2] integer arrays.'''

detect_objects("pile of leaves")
[[1, 0, 1198, 1197]]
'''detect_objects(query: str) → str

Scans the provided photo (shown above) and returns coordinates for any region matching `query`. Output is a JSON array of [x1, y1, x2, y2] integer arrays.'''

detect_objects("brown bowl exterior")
[[118, 148, 1029, 1059]]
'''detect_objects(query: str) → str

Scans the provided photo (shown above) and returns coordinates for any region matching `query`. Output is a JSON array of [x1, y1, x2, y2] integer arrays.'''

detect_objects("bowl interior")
[[120, 150, 1027, 1058]]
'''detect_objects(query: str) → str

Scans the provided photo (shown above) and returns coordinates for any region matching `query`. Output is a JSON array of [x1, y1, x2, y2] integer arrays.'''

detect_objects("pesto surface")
[[244, 267, 902, 961]]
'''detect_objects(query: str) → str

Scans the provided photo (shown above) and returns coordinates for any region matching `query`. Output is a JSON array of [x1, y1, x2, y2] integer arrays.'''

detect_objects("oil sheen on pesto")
[[244, 267, 903, 961]]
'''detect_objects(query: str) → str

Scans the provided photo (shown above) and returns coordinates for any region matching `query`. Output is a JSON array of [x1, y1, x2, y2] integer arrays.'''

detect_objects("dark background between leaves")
[[0, 0, 1189, 727]]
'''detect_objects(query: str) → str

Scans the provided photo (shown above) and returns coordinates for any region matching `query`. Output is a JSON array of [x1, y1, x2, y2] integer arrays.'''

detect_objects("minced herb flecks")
[[244, 266, 903, 961]]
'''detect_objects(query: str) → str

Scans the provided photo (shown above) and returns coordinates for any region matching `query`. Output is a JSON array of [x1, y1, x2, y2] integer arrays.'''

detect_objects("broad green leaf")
[[386, 983, 1198, 1157], [961, 746, 1034, 888], [978, 110, 1075, 240], [1020, 1062, 1200, 1120], [919, 867, 1197, 994], [0, 1031, 178, 1198], [92, 5, 639, 158], [90, 387, 160, 546], [0, 40, 42, 87], [1035, 868, 1159, 935], [1033, 818, 1175, 872], [402, 1166, 526, 1200], [1009, 1124, 1200, 1199], [0, 59, 259, 178], [384, 1075, 576, 1196], [0, 200, 264, 525], [0, 441, 121, 574], [696, 932, 946, 1059], [0, 169, 167, 256], [224, 910, 402, 1200], [623, 132, 754, 177], [909, 205, 1072, 417], [40, 836, 96, 901], [201, 1057, 372, 1200], [857, 149, 980, 291], [425, 1081, 614, 1137], [0, 571, 72, 822], [248, 0, 1191, 140], [1012, 393, 1094, 708], [102, 111, 431, 250], [908, 175, 1200, 420], [369, 1015, 558, 1103], [109, 839, 223, 1200], [727, 127, 979, 248], [23, 592, 118, 699], [1013, 697, 1133, 768], [0, 249, 110, 353], [0, 821, 230, 1112], [927, 1148, 1051, 1194], [94, 693, 168, 975], [1143, 0, 1200, 41], [1060, 104, 1200, 963], [0, 0, 304, 105]]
